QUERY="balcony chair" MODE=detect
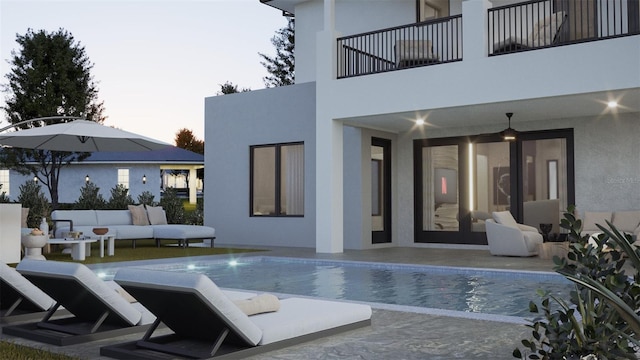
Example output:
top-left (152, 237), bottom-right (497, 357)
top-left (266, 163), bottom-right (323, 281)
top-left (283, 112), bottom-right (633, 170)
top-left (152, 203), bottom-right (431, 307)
top-left (485, 211), bottom-right (543, 257)
top-left (493, 11), bottom-right (567, 54)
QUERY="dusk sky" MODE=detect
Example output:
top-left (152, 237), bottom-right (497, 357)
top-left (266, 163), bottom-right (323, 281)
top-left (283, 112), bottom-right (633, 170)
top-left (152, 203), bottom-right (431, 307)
top-left (0, 0), bottom-right (287, 144)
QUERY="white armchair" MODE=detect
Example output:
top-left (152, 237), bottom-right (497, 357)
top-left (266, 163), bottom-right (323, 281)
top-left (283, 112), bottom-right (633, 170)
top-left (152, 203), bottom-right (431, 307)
top-left (485, 211), bottom-right (543, 257)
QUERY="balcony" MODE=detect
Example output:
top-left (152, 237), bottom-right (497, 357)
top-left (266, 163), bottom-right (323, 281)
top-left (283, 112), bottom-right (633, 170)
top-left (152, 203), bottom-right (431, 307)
top-left (336, 0), bottom-right (639, 79)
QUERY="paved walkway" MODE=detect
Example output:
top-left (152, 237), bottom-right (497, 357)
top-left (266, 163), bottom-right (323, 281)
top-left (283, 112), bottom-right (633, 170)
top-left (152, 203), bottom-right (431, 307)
top-left (1, 246), bottom-right (556, 359)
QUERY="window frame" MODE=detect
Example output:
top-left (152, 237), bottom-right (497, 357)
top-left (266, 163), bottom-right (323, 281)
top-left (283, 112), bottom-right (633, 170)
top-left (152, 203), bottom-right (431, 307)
top-left (117, 168), bottom-right (130, 189)
top-left (250, 141), bottom-right (304, 217)
top-left (0, 169), bottom-right (10, 196)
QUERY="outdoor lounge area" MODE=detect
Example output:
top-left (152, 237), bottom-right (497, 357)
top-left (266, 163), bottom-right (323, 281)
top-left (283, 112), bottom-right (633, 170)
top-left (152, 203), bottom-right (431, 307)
top-left (1, 246), bottom-right (566, 359)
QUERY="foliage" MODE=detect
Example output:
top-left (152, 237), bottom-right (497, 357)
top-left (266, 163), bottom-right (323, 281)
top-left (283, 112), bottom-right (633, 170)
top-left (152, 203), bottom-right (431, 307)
top-left (1, 28), bottom-right (105, 209)
top-left (216, 81), bottom-right (251, 95)
top-left (160, 187), bottom-right (184, 224)
top-left (0, 340), bottom-right (80, 360)
top-left (259, 18), bottom-right (295, 87)
top-left (514, 205), bottom-right (640, 359)
top-left (185, 197), bottom-right (204, 225)
top-left (16, 180), bottom-right (50, 228)
top-left (175, 128), bottom-right (204, 154)
top-left (0, 183), bottom-right (10, 203)
top-left (73, 181), bottom-right (106, 209)
top-left (137, 191), bottom-right (157, 206)
top-left (106, 184), bottom-right (133, 209)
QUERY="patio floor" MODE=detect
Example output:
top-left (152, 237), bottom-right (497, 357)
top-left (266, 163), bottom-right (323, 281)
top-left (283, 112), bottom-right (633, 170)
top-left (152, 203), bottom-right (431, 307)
top-left (0, 245), bottom-right (558, 359)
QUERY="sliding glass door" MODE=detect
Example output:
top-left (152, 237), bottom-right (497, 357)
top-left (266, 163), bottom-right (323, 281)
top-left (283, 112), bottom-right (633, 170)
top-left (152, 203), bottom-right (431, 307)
top-left (414, 129), bottom-right (574, 245)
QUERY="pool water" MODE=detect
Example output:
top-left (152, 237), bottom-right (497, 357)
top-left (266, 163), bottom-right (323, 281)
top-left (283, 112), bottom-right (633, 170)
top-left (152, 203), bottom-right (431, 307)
top-left (96, 256), bottom-right (572, 319)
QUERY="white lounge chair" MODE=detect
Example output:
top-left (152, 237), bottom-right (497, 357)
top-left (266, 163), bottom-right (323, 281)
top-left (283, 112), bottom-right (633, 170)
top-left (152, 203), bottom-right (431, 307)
top-left (493, 11), bottom-right (567, 54)
top-left (1, 261), bottom-right (56, 323)
top-left (2, 260), bottom-right (156, 346)
top-left (485, 211), bottom-right (543, 257)
top-left (101, 268), bottom-right (372, 359)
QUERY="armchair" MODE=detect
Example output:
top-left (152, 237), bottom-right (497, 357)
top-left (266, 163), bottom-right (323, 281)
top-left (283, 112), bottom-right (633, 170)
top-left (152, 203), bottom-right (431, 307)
top-left (485, 211), bottom-right (543, 257)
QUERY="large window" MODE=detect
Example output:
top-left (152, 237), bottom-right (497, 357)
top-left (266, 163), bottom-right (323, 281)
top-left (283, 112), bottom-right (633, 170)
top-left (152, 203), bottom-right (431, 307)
top-left (0, 169), bottom-right (9, 196)
top-left (250, 142), bottom-right (304, 217)
top-left (118, 168), bottom-right (129, 189)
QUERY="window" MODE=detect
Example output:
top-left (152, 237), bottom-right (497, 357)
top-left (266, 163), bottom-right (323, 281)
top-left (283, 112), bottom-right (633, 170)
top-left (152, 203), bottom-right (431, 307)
top-left (118, 169), bottom-right (129, 189)
top-left (250, 142), bottom-right (304, 216)
top-left (0, 169), bottom-right (9, 196)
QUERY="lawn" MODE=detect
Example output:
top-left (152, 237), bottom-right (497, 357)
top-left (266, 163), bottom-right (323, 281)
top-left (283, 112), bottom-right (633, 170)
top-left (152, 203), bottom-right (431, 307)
top-left (40, 239), bottom-right (264, 265)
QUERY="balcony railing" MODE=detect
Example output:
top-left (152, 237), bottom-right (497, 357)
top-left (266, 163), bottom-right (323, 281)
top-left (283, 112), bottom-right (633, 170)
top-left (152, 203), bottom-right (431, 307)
top-left (337, 15), bottom-right (462, 79)
top-left (489, 0), bottom-right (640, 55)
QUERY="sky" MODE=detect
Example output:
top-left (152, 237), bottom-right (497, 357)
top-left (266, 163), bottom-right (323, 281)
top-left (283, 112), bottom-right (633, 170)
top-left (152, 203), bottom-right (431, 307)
top-left (0, 0), bottom-right (287, 144)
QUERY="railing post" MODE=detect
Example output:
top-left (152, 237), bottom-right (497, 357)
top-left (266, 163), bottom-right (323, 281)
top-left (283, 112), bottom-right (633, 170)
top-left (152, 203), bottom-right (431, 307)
top-left (463, 0), bottom-right (491, 60)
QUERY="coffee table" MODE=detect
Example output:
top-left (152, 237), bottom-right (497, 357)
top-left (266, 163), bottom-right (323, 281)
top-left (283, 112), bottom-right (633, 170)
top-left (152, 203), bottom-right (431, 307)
top-left (47, 238), bottom-right (97, 261)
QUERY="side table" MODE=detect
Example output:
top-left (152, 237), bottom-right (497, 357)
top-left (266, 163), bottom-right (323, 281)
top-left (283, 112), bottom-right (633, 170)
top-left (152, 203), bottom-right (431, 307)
top-left (93, 235), bottom-right (115, 257)
top-left (538, 242), bottom-right (570, 260)
top-left (47, 238), bottom-right (97, 261)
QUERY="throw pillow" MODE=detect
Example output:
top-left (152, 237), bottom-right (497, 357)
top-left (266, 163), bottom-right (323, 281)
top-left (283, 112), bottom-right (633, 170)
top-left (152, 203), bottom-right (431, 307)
top-left (612, 211), bottom-right (640, 232)
top-left (21, 208), bottom-right (29, 228)
top-left (582, 211), bottom-right (612, 232)
top-left (493, 211), bottom-right (519, 229)
top-left (232, 294), bottom-right (280, 316)
top-left (146, 205), bottom-right (168, 225)
top-left (128, 204), bottom-right (150, 226)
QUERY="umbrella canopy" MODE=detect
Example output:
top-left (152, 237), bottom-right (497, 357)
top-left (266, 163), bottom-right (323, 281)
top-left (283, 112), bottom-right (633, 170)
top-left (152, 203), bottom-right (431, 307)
top-left (0, 120), bottom-right (170, 152)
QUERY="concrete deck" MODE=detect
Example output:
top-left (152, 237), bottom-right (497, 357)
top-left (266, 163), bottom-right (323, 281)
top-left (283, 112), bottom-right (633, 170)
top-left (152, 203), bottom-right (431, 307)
top-left (0, 246), bottom-right (559, 359)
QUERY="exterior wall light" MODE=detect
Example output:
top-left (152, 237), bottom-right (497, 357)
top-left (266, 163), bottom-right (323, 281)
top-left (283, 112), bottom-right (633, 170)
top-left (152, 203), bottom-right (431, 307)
top-left (33, 176), bottom-right (38, 183)
top-left (142, 174), bottom-right (147, 184)
top-left (85, 174), bottom-right (90, 183)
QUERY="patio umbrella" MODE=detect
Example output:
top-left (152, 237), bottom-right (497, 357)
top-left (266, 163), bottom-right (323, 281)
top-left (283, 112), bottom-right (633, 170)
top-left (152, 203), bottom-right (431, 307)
top-left (0, 119), bottom-right (170, 152)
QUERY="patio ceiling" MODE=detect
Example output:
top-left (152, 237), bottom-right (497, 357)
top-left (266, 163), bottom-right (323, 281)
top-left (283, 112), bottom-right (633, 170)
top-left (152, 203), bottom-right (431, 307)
top-left (340, 88), bottom-right (640, 134)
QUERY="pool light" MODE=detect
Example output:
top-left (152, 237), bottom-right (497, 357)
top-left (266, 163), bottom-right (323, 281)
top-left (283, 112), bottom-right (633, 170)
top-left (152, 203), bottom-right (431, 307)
top-left (229, 260), bottom-right (239, 267)
top-left (97, 272), bottom-right (107, 278)
top-left (187, 264), bottom-right (196, 270)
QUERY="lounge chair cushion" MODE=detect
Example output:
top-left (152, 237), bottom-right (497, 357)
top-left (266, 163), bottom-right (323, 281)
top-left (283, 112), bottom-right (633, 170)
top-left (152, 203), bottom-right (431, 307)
top-left (493, 211), bottom-right (519, 229)
top-left (16, 260), bottom-right (143, 326)
top-left (233, 294), bottom-right (280, 316)
top-left (1, 262), bottom-right (55, 312)
top-left (250, 297), bottom-right (373, 345)
top-left (113, 268), bottom-right (263, 345)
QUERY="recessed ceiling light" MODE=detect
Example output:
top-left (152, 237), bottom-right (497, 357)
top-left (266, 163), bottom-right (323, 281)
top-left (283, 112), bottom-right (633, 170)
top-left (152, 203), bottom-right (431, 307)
top-left (416, 118), bottom-right (425, 125)
top-left (607, 101), bottom-right (618, 108)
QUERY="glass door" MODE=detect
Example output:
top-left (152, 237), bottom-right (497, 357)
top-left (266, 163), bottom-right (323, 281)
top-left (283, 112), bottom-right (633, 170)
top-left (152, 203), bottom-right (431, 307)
top-left (372, 138), bottom-right (391, 244)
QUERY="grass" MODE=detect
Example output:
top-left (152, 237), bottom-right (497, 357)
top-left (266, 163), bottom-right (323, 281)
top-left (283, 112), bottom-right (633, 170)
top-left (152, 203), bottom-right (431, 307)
top-left (40, 239), bottom-right (264, 265)
top-left (0, 341), bottom-right (80, 360)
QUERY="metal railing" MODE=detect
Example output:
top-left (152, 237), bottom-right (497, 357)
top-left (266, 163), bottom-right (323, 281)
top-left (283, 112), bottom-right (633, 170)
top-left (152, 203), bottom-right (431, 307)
top-left (489, 0), bottom-right (639, 56)
top-left (337, 15), bottom-right (462, 79)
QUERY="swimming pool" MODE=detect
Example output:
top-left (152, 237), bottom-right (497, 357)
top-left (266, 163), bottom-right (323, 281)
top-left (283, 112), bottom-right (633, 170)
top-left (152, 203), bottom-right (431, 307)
top-left (94, 256), bottom-right (572, 323)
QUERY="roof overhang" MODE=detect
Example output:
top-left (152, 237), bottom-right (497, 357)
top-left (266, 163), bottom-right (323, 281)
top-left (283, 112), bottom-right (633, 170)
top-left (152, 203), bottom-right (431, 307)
top-left (260, 0), bottom-right (305, 15)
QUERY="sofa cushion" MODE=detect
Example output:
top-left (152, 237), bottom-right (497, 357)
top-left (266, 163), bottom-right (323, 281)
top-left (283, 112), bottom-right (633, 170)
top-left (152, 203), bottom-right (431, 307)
top-left (110, 225), bottom-right (154, 240)
top-left (493, 211), bottom-right (519, 229)
top-left (51, 210), bottom-right (98, 226)
top-left (612, 211), bottom-right (640, 232)
top-left (128, 205), bottom-right (150, 226)
top-left (96, 210), bottom-right (133, 226)
top-left (152, 225), bottom-right (215, 240)
top-left (146, 206), bottom-right (167, 225)
top-left (582, 211), bottom-right (612, 232)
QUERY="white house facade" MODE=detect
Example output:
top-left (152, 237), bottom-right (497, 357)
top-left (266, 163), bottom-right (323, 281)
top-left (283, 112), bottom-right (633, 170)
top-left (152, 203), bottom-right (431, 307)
top-left (204, 0), bottom-right (640, 253)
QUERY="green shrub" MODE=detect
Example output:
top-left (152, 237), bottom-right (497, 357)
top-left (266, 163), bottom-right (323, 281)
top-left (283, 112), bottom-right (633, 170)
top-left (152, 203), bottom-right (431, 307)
top-left (16, 180), bottom-right (50, 228)
top-left (74, 181), bottom-right (106, 210)
top-left (137, 191), bottom-right (156, 206)
top-left (514, 205), bottom-right (640, 359)
top-left (106, 184), bottom-right (133, 210)
top-left (160, 187), bottom-right (184, 224)
top-left (185, 198), bottom-right (203, 225)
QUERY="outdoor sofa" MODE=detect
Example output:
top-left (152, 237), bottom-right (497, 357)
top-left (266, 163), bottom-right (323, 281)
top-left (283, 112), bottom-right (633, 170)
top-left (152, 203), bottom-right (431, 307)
top-left (579, 210), bottom-right (640, 241)
top-left (101, 268), bottom-right (373, 359)
top-left (51, 205), bottom-right (215, 248)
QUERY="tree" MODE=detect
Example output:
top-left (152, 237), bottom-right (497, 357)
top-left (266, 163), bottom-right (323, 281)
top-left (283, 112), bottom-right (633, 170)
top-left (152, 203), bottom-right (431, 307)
top-left (175, 128), bottom-right (204, 154)
top-left (216, 81), bottom-right (250, 95)
top-left (1, 28), bottom-right (105, 209)
top-left (259, 18), bottom-right (295, 87)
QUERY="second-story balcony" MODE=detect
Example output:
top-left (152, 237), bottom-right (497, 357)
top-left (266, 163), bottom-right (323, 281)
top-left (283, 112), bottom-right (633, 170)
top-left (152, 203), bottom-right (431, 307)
top-left (337, 0), bottom-right (639, 79)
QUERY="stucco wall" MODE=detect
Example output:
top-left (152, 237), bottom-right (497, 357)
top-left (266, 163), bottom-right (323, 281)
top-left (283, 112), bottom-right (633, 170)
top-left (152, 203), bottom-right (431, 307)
top-left (204, 82), bottom-right (316, 248)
